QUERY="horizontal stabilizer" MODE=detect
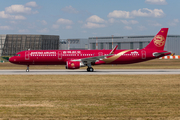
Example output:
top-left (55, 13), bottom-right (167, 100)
top-left (153, 51), bottom-right (171, 57)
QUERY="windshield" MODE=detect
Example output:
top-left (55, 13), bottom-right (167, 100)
top-left (15, 54), bottom-right (21, 56)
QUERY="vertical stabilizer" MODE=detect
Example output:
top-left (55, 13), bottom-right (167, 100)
top-left (144, 28), bottom-right (168, 50)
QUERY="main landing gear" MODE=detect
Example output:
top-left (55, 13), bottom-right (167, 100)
top-left (26, 65), bottom-right (29, 72)
top-left (87, 67), bottom-right (94, 72)
top-left (87, 63), bottom-right (94, 72)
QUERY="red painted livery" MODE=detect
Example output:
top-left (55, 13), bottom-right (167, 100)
top-left (9, 28), bottom-right (171, 72)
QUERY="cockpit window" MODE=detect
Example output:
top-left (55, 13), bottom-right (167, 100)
top-left (15, 54), bottom-right (21, 56)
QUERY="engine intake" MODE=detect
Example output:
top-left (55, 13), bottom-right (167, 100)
top-left (66, 61), bottom-right (84, 69)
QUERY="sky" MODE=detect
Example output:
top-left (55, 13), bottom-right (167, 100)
top-left (0, 0), bottom-right (179, 39)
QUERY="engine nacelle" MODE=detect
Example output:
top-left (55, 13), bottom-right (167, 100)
top-left (66, 61), bottom-right (84, 69)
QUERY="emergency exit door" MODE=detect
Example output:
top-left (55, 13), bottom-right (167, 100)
top-left (58, 51), bottom-right (62, 60)
top-left (141, 50), bottom-right (146, 59)
top-left (25, 51), bottom-right (30, 60)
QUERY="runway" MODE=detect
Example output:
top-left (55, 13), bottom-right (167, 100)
top-left (0, 69), bottom-right (180, 75)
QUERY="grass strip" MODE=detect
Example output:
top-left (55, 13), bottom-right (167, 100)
top-left (0, 75), bottom-right (179, 119)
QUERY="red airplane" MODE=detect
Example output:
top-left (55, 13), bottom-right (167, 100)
top-left (9, 28), bottom-right (171, 72)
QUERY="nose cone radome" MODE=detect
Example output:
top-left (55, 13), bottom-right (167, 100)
top-left (9, 57), bottom-right (16, 63)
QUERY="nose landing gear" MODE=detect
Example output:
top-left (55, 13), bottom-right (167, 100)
top-left (26, 65), bottom-right (29, 72)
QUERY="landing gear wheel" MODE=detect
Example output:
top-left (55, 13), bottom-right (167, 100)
top-left (89, 67), bottom-right (94, 72)
top-left (87, 67), bottom-right (94, 72)
top-left (26, 65), bottom-right (29, 72)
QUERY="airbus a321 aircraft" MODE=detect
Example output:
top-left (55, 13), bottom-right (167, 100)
top-left (9, 28), bottom-right (171, 72)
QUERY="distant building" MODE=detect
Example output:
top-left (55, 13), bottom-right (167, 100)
top-left (0, 34), bottom-right (59, 56)
top-left (1, 34), bottom-right (180, 57)
top-left (60, 35), bottom-right (180, 55)
top-left (59, 39), bottom-right (89, 50)
top-left (0, 35), bottom-right (6, 57)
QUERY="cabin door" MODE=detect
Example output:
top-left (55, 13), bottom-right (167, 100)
top-left (58, 51), bottom-right (62, 60)
top-left (98, 52), bottom-right (103, 56)
top-left (141, 50), bottom-right (146, 59)
top-left (25, 51), bottom-right (30, 60)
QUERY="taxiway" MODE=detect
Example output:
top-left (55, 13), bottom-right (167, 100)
top-left (0, 69), bottom-right (180, 75)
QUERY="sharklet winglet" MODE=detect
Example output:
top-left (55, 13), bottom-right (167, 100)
top-left (109, 45), bottom-right (118, 55)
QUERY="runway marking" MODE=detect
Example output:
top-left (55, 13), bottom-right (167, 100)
top-left (0, 69), bottom-right (180, 75)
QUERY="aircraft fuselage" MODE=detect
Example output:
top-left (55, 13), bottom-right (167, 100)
top-left (9, 49), bottom-right (170, 65)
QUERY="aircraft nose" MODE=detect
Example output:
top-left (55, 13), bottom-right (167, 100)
top-left (9, 57), bottom-right (15, 63)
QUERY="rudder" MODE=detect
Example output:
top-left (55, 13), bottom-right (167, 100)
top-left (144, 28), bottom-right (168, 50)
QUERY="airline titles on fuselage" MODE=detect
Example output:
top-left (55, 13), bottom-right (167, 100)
top-left (63, 51), bottom-right (81, 54)
top-left (62, 51), bottom-right (84, 56)
top-left (30, 52), bottom-right (56, 56)
top-left (130, 51), bottom-right (139, 57)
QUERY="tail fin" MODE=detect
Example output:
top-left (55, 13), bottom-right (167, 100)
top-left (144, 28), bottom-right (168, 50)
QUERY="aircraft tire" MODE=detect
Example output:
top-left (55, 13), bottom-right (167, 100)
top-left (89, 67), bottom-right (94, 72)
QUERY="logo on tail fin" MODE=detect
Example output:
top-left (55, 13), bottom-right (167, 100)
top-left (153, 35), bottom-right (165, 47)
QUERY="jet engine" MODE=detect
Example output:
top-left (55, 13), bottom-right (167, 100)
top-left (66, 61), bottom-right (85, 69)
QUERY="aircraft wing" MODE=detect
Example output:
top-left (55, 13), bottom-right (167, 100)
top-left (80, 55), bottom-right (108, 63)
top-left (73, 45), bottom-right (118, 64)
